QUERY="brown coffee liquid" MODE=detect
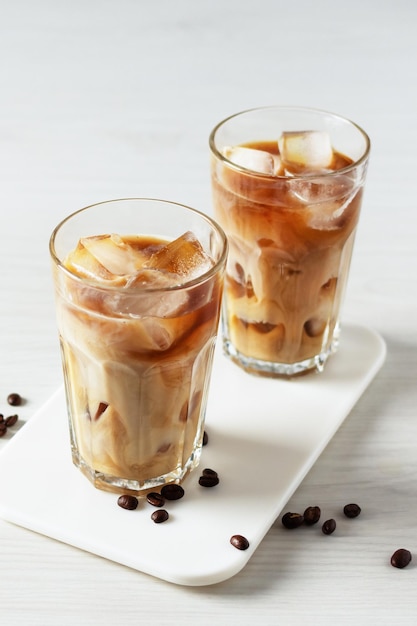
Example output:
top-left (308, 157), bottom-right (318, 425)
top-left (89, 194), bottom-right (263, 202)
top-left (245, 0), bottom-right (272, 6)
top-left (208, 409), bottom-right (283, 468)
top-left (55, 233), bottom-right (222, 490)
top-left (212, 140), bottom-right (362, 369)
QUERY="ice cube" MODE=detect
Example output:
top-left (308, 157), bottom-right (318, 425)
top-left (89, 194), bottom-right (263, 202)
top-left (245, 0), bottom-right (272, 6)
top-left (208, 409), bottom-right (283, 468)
top-left (139, 317), bottom-right (177, 350)
top-left (223, 146), bottom-right (282, 175)
top-left (289, 174), bottom-right (357, 230)
top-left (305, 195), bottom-right (357, 230)
top-left (80, 234), bottom-right (147, 276)
top-left (106, 287), bottom-right (189, 319)
top-left (144, 231), bottom-right (214, 282)
top-left (287, 171), bottom-right (357, 229)
top-left (125, 268), bottom-right (175, 289)
top-left (108, 269), bottom-right (189, 317)
top-left (278, 131), bottom-right (333, 171)
top-left (64, 240), bottom-right (117, 282)
top-left (289, 173), bottom-right (354, 204)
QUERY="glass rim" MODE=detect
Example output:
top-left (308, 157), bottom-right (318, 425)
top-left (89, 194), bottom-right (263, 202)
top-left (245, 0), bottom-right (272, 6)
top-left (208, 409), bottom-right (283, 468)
top-left (209, 105), bottom-right (371, 180)
top-left (49, 197), bottom-right (228, 293)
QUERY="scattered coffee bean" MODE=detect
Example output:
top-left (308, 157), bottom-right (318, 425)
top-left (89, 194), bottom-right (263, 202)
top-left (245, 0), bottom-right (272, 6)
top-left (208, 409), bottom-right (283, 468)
top-left (199, 469), bottom-right (219, 487)
top-left (199, 475), bottom-right (219, 487)
top-left (7, 393), bottom-right (22, 406)
top-left (303, 506), bottom-right (321, 525)
top-left (0, 413), bottom-right (19, 436)
top-left (202, 431), bottom-right (209, 446)
top-left (146, 492), bottom-right (165, 507)
top-left (322, 518), bottom-right (336, 535)
top-left (151, 509), bottom-right (169, 523)
top-left (5, 414), bottom-right (18, 428)
top-left (282, 512), bottom-right (304, 529)
top-left (230, 535), bottom-right (250, 550)
top-left (343, 503), bottom-right (361, 518)
top-left (160, 484), bottom-right (185, 500)
top-left (391, 548), bottom-right (412, 569)
top-left (117, 494), bottom-right (139, 510)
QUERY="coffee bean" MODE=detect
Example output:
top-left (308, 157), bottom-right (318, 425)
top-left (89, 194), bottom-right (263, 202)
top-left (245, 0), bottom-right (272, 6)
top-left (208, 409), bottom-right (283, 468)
top-left (160, 484), bottom-right (184, 500)
top-left (7, 393), bottom-right (22, 406)
top-left (117, 494), bottom-right (139, 510)
top-left (199, 469), bottom-right (219, 488)
top-left (0, 414), bottom-right (4, 423)
top-left (199, 475), bottom-right (219, 487)
top-left (322, 518), bottom-right (336, 535)
top-left (5, 414), bottom-right (18, 428)
top-left (230, 535), bottom-right (250, 550)
top-left (343, 503), bottom-right (361, 518)
top-left (202, 431), bottom-right (209, 446)
top-left (0, 422), bottom-right (7, 437)
top-left (282, 512), bottom-right (304, 529)
top-left (303, 506), bottom-right (321, 525)
top-left (146, 492), bottom-right (165, 507)
top-left (151, 509), bottom-right (169, 523)
top-left (391, 548), bottom-right (412, 569)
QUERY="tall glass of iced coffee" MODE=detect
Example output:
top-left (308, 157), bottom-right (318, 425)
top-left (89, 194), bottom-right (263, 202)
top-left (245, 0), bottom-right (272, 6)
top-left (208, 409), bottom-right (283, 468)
top-left (209, 106), bottom-right (370, 377)
top-left (50, 198), bottom-right (227, 493)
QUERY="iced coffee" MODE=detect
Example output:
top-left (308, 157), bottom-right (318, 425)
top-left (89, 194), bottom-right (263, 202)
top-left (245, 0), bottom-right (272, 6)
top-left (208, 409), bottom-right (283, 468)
top-left (210, 107), bottom-right (370, 376)
top-left (50, 199), bottom-right (227, 493)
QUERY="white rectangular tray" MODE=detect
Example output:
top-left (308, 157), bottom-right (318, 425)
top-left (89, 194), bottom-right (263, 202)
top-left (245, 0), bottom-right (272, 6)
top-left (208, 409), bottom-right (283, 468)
top-left (0, 323), bottom-right (386, 586)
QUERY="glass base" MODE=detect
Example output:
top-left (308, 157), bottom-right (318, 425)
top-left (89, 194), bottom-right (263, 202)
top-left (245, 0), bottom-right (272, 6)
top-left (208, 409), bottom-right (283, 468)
top-left (71, 445), bottom-right (203, 495)
top-left (223, 334), bottom-right (340, 379)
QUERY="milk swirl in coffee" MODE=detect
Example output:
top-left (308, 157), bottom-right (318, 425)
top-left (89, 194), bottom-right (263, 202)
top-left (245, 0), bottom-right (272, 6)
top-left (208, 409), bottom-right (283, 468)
top-left (54, 230), bottom-right (223, 492)
top-left (211, 128), bottom-right (366, 375)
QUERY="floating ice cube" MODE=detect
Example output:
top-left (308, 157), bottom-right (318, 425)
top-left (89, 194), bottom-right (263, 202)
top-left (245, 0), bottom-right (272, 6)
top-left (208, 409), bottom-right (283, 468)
top-left (223, 146), bottom-right (282, 175)
top-left (289, 173), bottom-right (354, 205)
top-left (144, 231), bottom-right (214, 282)
top-left (288, 172), bottom-right (357, 229)
top-left (64, 240), bottom-right (116, 282)
top-left (278, 131), bottom-right (333, 172)
top-left (107, 269), bottom-right (189, 317)
top-left (125, 268), bottom-right (175, 289)
top-left (80, 234), bottom-right (147, 276)
top-left (305, 196), bottom-right (356, 230)
top-left (106, 289), bottom-right (189, 319)
top-left (139, 317), bottom-right (177, 350)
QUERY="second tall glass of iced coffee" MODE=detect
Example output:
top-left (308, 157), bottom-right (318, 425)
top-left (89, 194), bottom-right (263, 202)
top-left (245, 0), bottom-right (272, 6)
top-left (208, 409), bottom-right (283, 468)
top-left (50, 199), bottom-right (227, 494)
top-left (210, 106), bottom-right (370, 377)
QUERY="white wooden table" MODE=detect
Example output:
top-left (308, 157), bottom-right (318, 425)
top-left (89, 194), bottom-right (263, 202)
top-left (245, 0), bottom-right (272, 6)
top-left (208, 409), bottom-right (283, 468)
top-left (1, 0), bottom-right (416, 623)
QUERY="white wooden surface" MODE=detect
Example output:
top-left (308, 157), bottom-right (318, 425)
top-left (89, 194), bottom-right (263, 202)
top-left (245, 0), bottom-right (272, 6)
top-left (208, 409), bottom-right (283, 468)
top-left (0, 0), bottom-right (416, 623)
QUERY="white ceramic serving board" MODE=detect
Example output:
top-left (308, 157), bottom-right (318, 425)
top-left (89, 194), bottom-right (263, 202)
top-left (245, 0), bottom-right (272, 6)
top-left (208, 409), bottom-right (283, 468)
top-left (0, 324), bottom-right (386, 586)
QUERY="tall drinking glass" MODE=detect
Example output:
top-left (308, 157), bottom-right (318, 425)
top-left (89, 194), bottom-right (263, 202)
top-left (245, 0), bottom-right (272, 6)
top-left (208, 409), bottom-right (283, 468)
top-left (50, 198), bottom-right (227, 493)
top-left (210, 106), bottom-right (370, 377)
